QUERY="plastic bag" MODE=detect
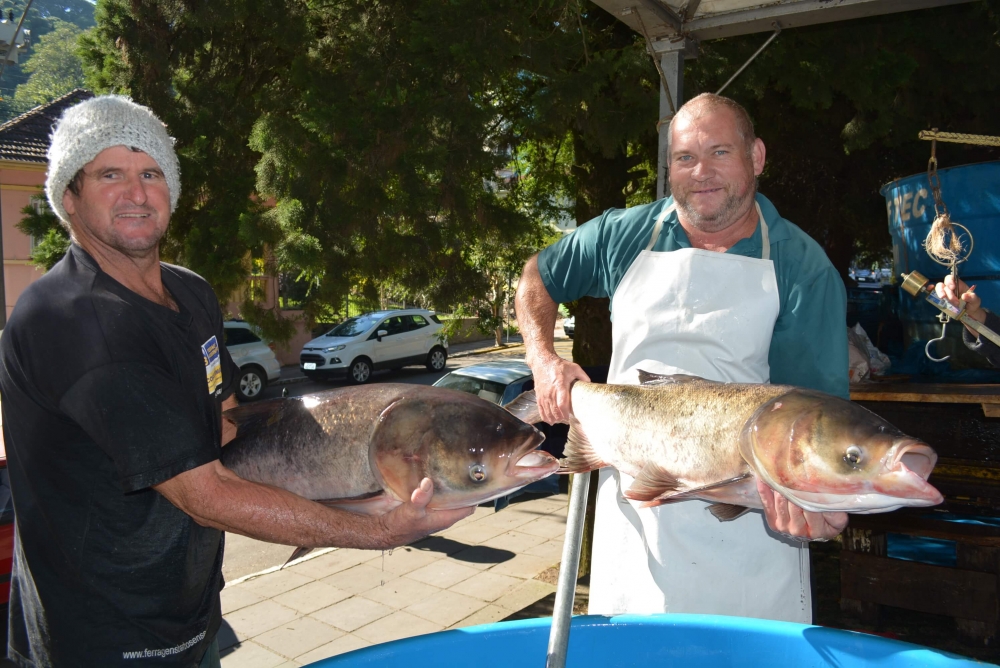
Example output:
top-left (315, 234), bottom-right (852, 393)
top-left (847, 323), bottom-right (891, 382)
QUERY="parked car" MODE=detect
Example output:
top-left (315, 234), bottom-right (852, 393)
top-left (563, 316), bottom-right (575, 339)
top-left (299, 309), bottom-right (448, 384)
top-left (432, 359), bottom-right (534, 406)
top-left (223, 321), bottom-right (282, 401)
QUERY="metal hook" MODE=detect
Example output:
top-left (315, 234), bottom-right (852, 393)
top-left (925, 313), bottom-right (951, 362)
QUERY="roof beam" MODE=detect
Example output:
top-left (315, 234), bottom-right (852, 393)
top-left (635, 0), bottom-right (683, 33)
top-left (593, 0), bottom-right (976, 41)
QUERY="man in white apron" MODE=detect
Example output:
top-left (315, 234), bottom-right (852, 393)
top-left (515, 93), bottom-right (849, 622)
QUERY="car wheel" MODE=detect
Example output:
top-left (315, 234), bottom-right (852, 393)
top-left (426, 346), bottom-right (447, 371)
top-left (348, 358), bottom-right (373, 384)
top-left (236, 366), bottom-right (267, 401)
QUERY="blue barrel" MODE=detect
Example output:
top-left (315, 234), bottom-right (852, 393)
top-left (882, 161), bottom-right (1000, 367)
top-left (304, 614), bottom-right (990, 667)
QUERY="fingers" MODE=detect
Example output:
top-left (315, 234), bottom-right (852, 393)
top-left (409, 477), bottom-right (434, 507)
top-left (756, 479), bottom-right (846, 541)
top-left (536, 360), bottom-right (589, 425)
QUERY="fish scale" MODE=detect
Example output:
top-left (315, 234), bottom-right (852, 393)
top-left (572, 380), bottom-right (786, 488)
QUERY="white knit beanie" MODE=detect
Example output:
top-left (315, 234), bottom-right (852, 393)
top-left (46, 95), bottom-right (181, 225)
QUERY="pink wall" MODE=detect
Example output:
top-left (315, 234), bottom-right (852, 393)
top-left (0, 164), bottom-right (47, 321)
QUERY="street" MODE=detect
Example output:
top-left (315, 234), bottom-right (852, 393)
top-left (221, 338), bottom-right (574, 582)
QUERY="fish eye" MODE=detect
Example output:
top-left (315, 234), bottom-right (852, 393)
top-left (845, 445), bottom-right (863, 466)
top-left (469, 464), bottom-right (487, 483)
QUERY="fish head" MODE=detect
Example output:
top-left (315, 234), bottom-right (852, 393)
top-left (740, 389), bottom-right (943, 513)
top-left (369, 389), bottom-right (558, 509)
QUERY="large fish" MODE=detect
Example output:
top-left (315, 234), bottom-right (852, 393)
top-left (221, 384), bottom-right (559, 515)
top-left (506, 371), bottom-right (943, 519)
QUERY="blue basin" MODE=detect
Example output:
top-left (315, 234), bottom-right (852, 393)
top-left (304, 614), bottom-right (991, 667)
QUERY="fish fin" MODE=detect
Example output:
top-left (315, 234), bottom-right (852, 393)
top-left (708, 503), bottom-right (751, 521)
top-left (282, 547), bottom-right (313, 568)
top-left (633, 472), bottom-right (754, 506)
top-left (559, 418), bottom-right (606, 473)
top-left (505, 390), bottom-right (542, 424)
top-left (623, 462), bottom-right (682, 502)
top-left (636, 370), bottom-right (709, 386)
top-left (223, 398), bottom-right (297, 431)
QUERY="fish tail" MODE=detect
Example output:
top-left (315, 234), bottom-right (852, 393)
top-left (505, 390), bottom-right (542, 424)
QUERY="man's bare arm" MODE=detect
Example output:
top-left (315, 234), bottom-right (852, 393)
top-left (154, 460), bottom-right (473, 551)
top-left (515, 254), bottom-right (589, 423)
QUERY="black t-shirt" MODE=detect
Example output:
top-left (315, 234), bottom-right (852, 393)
top-left (0, 245), bottom-right (238, 667)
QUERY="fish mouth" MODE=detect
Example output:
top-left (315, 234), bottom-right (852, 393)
top-left (508, 435), bottom-right (559, 479)
top-left (892, 440), bottom-right (937, 480)
top-left (873, 439), bottom-right (943, 505)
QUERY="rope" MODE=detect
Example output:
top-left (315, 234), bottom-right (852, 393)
top-left (921, 128), bottom-right (974, 272)
top-left (918, 130), bottom-right (1000, 147)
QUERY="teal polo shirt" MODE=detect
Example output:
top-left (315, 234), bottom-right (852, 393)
top-left (538, 193), bottom-right (849, 399)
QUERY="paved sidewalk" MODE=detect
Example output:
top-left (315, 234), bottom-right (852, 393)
top-left (219, 492), bottom-right (568, 667)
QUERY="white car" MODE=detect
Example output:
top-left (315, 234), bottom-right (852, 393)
top-left (299, 309), bottom-right (448, 384)
top-left (223, 321), bottom-right (282, 401)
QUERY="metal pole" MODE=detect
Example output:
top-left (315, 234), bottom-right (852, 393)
top-left (545, 471), bottom-right (591, 668)
top-left (715, 23), bottom-right (781, 95)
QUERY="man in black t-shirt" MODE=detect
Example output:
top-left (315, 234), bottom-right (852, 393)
top-left (0, 96), bottom-right (472, 668)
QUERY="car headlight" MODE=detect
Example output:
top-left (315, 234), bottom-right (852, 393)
top-left (324, 344), bottom-right (347, 353)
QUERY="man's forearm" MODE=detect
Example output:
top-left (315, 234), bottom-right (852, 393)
top-left (155, 460), bottom-right (395, 550)
top-left (515, 254), bottom-right (560, 365)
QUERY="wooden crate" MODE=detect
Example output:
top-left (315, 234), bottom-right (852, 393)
top-left (841, 511), bottom-right (1000, 644)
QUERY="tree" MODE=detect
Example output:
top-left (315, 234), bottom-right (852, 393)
top-left (0, 1), bottom-right (95, 119)
top-left (503, 4), bottom-right (660, 366)
top-left (11, 19), bottom-right (84, 113)
top-left (80, 0), bottom-right (310, 342)
top-left (248, 0), bottom-right (540, 326)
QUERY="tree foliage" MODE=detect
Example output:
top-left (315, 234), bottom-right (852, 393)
top-left (0, 1), bottom-right (94, 118)
top-left (249, 1), bottom-right (544, 326)
top-left (10, 19), bottom-right (84, 112)
top-left (80, 0), bottom-right (308, 341)
top-left (67, 0), bottom-right (1000, 350)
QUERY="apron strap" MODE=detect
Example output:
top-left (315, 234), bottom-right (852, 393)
top-left (645, 202), bottom-right (677, 251)
top-left (756, 201), bottom-right (770, 261)
top-left (647, 200), bottom-right (771, 261)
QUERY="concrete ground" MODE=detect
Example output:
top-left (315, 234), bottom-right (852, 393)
top-left (219, 493), bottom-right (568, 667)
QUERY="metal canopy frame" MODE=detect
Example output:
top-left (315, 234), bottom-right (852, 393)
top-left (599, 0), bottom-right (975, 42)
top-left (592, 0), bottom-right (978, 198)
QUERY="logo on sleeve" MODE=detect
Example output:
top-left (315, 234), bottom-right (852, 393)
top-left (201, 336), bottom-right (223, 395)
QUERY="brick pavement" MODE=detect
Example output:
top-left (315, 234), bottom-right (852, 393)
top-left (219, 493), bottom-right (568, 667)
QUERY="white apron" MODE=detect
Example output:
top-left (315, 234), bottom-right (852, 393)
top-left (587, 201), bottom-right (812, 623)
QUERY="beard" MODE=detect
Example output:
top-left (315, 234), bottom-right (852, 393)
top-left (673, 173), bottom-right (757, 234)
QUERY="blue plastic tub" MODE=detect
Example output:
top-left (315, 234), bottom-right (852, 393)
top-left (304, 614), bottom-right (991, 667)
